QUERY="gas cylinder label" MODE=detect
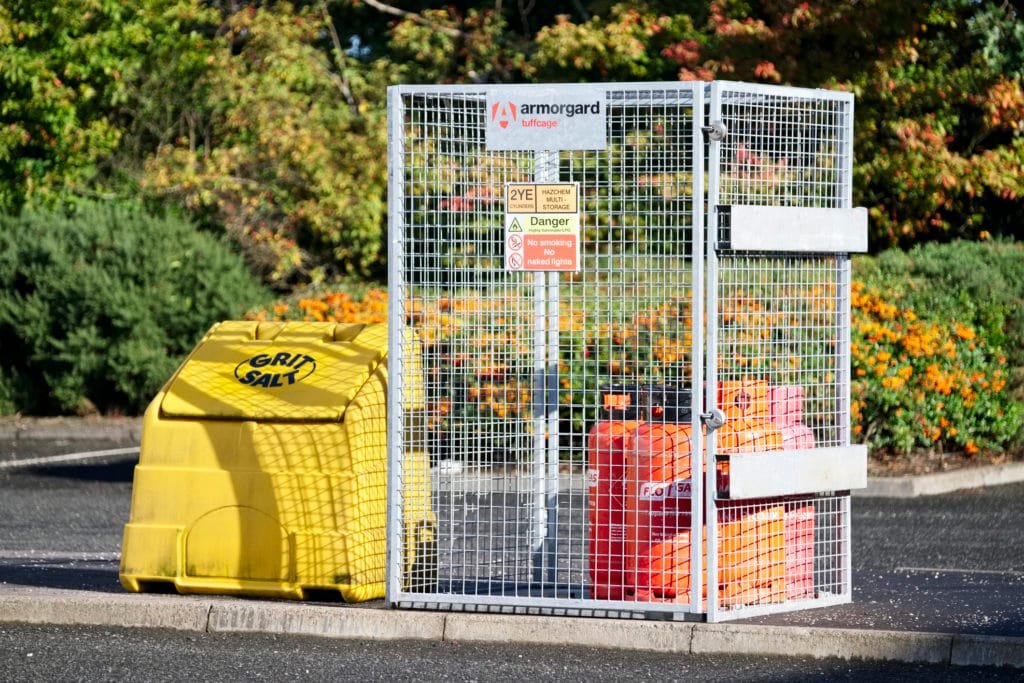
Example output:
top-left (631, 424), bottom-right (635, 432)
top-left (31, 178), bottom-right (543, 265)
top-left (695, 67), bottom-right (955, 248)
top-left (638, 479), bottom-right (693, 501)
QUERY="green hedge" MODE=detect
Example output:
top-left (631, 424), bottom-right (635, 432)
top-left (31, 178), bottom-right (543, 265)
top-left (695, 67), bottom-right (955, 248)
top-left (0, 200), bottom-right (272, 415)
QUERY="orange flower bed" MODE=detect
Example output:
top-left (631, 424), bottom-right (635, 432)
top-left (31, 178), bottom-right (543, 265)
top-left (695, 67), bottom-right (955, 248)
top-left (850, 282), bottom-right (1020, 454)
top-left (251, 281), bottom-right (1021, 456)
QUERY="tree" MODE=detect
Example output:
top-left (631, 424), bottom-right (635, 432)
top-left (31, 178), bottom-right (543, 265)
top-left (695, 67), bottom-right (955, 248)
top-left (144, 2), bottom-right (395, 285)
top-left (522, 0), bottom-right (1024, 247)
top-left (851, 0), bottom-right (1024, 246)
top-left (5, 0), bottom-right (1020, 289)
top-left (0, 0), bottom-right (216, 210)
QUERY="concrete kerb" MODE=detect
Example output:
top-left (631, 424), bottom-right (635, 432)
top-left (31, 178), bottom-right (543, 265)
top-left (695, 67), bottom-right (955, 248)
top-left (207, 601), bottom-right (446, 641)
top-left (951, 634), bottom-right (1024, 668)
top-left (0, 592), bottom-right (211, 632)
top-left (2, 590), bottom-right (1023, 668)
top-left (690, 623), bottom-right (953, 664)
top-left (442, 613), bottom-right (695, 653)
top-left (0, 417), bottom-right (143, 443)
top-left (853, 461), bottom-right (1024, 498)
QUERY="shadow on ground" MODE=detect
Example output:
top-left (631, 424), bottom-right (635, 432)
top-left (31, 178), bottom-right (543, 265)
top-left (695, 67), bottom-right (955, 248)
top-left (0, 559), bottom-right (122, 593)
top-left (25, 460), bottom-right (136, 483)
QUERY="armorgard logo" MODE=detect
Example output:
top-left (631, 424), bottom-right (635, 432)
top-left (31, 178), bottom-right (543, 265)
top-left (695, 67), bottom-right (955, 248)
top-left (485, 87), bottom-right (607, 151)
top-left (490, 101), bottom-right (517, 129)
top-left (492, 100), bottom-right (601, 130)
top-left (234, 351), bottom-right (317, 388)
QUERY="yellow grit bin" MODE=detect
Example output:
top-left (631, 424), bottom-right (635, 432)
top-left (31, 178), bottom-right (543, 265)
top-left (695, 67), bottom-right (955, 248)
top-left (119, 320), bottom-right (431, 602)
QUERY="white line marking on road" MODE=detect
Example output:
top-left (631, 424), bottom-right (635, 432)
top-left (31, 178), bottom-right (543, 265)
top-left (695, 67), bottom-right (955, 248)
top-left (0, 447), bottom-right (139, 470)
top-left (895, 566), bottom-right (1024, 577)
top-left (0, 551), bottom-right (120, 561)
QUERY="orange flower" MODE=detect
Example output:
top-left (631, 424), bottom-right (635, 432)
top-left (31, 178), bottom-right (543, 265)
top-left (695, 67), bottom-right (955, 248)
top-left (954, 323), bottom-right (976, 340)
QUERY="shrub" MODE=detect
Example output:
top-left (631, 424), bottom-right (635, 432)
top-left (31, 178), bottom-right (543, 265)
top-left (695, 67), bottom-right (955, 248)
top-left (854, 240), bottom-right (1024, 372)
top-left (850, 282), bottom-right (1022, 454)
top-left (851, 240), bottom-right (1024, 455)
top-left (0, 200), bottom-right (272, 415)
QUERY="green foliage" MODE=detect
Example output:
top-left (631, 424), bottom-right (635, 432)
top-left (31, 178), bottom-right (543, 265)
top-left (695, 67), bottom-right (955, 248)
top-left (144, 2), bottom-right (395, 284)
top-left (0, 200), bottom-right (271, 415)
top-left (851, 0), bottom-right (1024, 246)
top-left (387, 6), bottom-right (526, 83)
top-left (0, 367), bottom-right (28, 416)
top-left (531, 6), bottom-right (694, 82)
top-left (0, 0), bottom-right (216, 211)
top-left (855, 240), bottom-right (1024, 370)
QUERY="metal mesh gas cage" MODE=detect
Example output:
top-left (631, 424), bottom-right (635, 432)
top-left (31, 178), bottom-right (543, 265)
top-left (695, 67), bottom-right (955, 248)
top-left (386, 81), bottom-right (867, 622)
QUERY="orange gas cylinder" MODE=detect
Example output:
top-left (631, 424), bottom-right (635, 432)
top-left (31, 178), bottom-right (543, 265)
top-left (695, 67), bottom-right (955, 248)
top-left (587, 387), bottom-right (642, 600)
top-left (626, 422), bottom-right (695, 599)
top-left (717, 417), bottom-right (782, 453)
top-left (715, 502), bottom-right (787, 605)
top-left (718, 379), bottom-right (769, 421)
top-left (714, 417), bottom-right (787, 605)
top-left (587, 418), bottom-right (641, 600)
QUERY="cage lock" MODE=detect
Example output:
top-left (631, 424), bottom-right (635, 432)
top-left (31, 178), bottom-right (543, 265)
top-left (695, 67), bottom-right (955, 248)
top-left (701, 408), bottom-right (728, 431)
top-left (701, 121), bottom-right (728, 141)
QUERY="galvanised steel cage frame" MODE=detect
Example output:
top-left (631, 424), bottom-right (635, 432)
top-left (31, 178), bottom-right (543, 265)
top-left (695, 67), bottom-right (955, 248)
top-left (386, 81), bottom-right (866, 622)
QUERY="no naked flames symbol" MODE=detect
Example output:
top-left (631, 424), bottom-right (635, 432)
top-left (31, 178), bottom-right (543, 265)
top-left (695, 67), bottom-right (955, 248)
top-left (490, 101), bottom-right (517, 129)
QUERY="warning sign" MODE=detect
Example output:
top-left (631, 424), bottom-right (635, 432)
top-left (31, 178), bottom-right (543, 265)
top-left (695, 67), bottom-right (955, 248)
top-left (504, 183), bottom-right (580, 273)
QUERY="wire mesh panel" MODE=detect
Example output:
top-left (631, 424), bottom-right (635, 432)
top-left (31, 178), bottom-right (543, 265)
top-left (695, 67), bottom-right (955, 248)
top-left (705, 82), bottom-right (857, 620)
top-left (388, 81), bottom-right (863, 622)
top-left (388, 83), bottom-right (705, 617)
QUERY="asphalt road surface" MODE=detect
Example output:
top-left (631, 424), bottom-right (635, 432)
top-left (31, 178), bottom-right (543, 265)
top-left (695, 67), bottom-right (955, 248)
top-left (1, 437), bottom-right (1023, 679)
top-left (1, 623), bottom-right (1021, 682)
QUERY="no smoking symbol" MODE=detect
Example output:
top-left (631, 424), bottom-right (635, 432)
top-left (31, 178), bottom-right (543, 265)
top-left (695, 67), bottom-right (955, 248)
top-left (508, 234), bottom-right (523, 250)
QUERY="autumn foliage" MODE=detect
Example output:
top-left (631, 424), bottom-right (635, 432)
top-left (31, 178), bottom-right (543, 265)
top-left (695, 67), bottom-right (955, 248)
top-left (3, 1), bottom-right (1022, 283)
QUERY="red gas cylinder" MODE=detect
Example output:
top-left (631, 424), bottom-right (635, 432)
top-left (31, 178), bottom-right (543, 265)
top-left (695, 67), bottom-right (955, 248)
top-left (587, 388), bottom-right (642, 600)
top-left (626, 422), bottom-right (695, 600)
